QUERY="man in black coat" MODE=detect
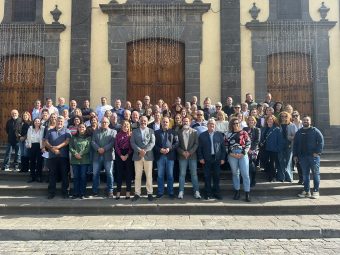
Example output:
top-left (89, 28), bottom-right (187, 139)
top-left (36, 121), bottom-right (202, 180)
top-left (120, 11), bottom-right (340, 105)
top-left (2, 109), bottom-right (22, 171)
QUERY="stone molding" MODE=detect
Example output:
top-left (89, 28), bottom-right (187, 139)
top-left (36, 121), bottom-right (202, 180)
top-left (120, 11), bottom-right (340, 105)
top-left (100, 1), bottom-right (210, 103)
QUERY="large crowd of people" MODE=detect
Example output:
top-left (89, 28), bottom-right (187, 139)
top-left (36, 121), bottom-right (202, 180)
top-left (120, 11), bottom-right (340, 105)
top-left (2, 92), bottom-right (324, 201)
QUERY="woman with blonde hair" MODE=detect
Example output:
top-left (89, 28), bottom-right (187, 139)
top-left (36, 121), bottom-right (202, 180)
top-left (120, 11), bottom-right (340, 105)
top-left (16, 111), bottom-right (32, 173)
top-left (243, 116), bottom-right (261, 187)
top-left (278, 111), bottom-right (294, 182)
top-left (215, 110), bottom-right (229, 133)
top-left (114, 120), bottom-right (134, 199)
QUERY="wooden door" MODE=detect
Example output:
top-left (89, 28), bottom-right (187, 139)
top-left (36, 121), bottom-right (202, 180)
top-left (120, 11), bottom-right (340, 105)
top-left (0, 55), bottom-right (44, 143)
top-left (127, 39), bottom-right (184, 106)
top-left (267, 53), bottom-right (313, 117)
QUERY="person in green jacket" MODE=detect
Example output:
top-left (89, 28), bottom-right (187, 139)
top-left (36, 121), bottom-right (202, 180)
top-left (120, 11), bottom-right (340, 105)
top-left (69, 123), bottom-right (91, 199)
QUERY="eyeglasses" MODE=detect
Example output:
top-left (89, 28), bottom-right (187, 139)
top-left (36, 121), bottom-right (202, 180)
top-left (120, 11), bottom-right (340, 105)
top-left (292, 115), bottom-right (298, 117)
top-left (216, 106), bottom-right (221, 108)
top-left (281, 115), bottom-right (288, 118)
top-left (197, 114), bottom-right (203, 116)
top-left (234, 107), bottom-right (240, 108)
top-left (233, 122), bottom-right (239, 125)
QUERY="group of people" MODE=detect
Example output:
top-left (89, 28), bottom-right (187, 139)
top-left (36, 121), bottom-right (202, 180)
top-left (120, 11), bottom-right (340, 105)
top-left (2, 92), bottom-right (324, 201)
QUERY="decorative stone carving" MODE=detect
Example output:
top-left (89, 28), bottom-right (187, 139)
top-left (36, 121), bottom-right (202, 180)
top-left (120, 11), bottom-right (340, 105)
top-left (319, 2), bottom-right (330, 21)
top-left (249, 3), bottom-right (260, 22)
top-left (50, 5), bottom-right (62, 24)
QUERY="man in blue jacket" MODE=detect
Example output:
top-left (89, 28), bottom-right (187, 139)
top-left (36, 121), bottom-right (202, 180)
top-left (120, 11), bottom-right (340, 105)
top-left (154, 117), bottom-right (179, 199)
top-left (198, 118), bottom-right (226, 200)
top-left (293, 115), bottom-right (324, 199)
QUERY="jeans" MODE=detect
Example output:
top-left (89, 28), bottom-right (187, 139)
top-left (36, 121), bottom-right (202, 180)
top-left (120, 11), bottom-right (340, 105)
top-left (72, 164), bottom-right (88, 196)
top-left (157, 155), bottom-right (174, 196)
top-left (203, 157), bottom-right (221, 196)
top-left (299, 155), bottom-right (320, 192)
top-left (92, 156), bottom-right (114, 194)
top-left (228, 154), bottom-right (250, 192)
top-left (19, 141), bottom-right (28, 157)
top-left (178, 159), bottom-right (199, 193)
top-left (278, 147), bottom-right (293, 182)
top-left (3, 143), bottom-right (21, 168)
top-left (48, 157), bottom-right (69, 196)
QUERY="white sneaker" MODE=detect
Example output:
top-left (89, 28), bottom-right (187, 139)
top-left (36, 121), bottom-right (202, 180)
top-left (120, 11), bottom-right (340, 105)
top-left (4, 168), bottom-right (10, 171)
top-left (297, 190), bottom-right (311, 198)
top-left (194, 191), bottom-right (201, 199)
top-left (178, 191), bottom-right (184, 199)
top-left (311, 191), bottom-right (320, 199)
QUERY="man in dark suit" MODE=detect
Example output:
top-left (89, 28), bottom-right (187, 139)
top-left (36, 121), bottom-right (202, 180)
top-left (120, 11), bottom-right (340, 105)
top-left (198, 118), bottom-right (226, 200)
top-left (154, 117), bottom-right (179, 199)
top-left (177, 117), bottom-right (201, 199)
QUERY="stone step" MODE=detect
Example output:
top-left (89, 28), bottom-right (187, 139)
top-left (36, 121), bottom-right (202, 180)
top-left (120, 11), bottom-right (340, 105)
top-left (1, 167), bottom-right (339, 181)
top-left (0, 195), bottom-right (339, 215)
top-left (0, 179), bottom-right (339, 197)
top-left (0, 214), bottom-right (339, 240)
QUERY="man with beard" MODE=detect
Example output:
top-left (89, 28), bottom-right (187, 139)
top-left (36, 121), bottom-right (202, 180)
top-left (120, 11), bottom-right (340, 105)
top-left (293, 116), bottom-right (324, 199)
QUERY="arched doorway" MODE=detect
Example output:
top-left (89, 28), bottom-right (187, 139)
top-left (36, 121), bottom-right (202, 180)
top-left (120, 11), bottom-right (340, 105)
top-left (127, 39), bottom-right (185, 106)
top-left (267, 53), bottom-right (313, 117)
top-left (0, 55), bottom-right (44, 143)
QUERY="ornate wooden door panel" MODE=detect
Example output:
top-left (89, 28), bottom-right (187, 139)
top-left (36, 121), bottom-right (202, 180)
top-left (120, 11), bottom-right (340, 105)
top-left (0, 55), bottom-right (44, 143)
top-left (267, 53), bottom-right (313, 117)
top-left (127, 39), bottom-right (184, 106)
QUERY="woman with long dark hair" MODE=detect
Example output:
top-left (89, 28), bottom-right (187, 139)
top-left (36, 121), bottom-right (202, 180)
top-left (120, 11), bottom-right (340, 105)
top-left (26, 118), bottom-right (44, 182)
top-left (69, 123), bottom-right (91, 199)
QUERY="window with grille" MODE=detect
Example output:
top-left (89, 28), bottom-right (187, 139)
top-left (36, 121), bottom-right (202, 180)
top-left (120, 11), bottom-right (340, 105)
top-left (12, 0), bottom-right (37, 22)
top-left (277, 0), bottom-right (302, 20)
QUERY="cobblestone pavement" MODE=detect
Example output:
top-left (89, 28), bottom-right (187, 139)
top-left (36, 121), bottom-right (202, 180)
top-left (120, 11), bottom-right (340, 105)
top-left (0, 239), bottom-right (339, 255)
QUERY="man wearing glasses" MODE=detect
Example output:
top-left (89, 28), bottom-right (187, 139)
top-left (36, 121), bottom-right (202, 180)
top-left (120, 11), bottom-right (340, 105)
top-left (191, 110), bottom-right (208, 136)
top-left (91, 117), bottom-right (116, 198)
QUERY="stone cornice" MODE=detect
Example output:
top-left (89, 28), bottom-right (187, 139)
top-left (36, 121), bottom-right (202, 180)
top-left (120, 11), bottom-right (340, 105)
top-left (0, 23), bottom-right (66, 33)
top-left (100, 2), bottom-right (211, 15)
top-left (246, 20), bottom-right (337, 31)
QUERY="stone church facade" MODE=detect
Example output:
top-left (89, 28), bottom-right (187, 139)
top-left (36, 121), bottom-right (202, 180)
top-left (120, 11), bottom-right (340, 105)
top-left (0, 0), bottom-right (339, 149)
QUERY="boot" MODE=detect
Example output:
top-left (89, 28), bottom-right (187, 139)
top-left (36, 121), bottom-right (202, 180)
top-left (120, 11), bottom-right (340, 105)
top-left (233, 190), bottom-right (240, 200)
top-left (245, 192), bottom-right (251, 202)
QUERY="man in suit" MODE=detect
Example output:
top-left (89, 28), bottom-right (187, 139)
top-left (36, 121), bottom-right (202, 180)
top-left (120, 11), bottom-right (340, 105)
top-left (130, 116), bottom-right (155, 201)
top-left (177, 117), bottom-right (201, 199)
top-left (91, 117), bottom-right (116, 198)
top-left (154, 117), bottom-right (179, 199)
top-left (198, 118), bottom-right (226, 200)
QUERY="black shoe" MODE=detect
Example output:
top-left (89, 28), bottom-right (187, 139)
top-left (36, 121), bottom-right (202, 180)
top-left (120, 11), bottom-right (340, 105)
top-left (214, 194), bottom-right (223, 200)
top-left (147, 194), bottom-right (153, 201)
top-left (47, 194), bottom-right (55, 199)
top-left (63, 194), bottom-right (69, 199)
top-left (115, 196), bottom-right (120, 200)
top-left (132, 195), bottom-right (140, 202)
top-left (72, 195), bottom-right (78, 199)
top-left (27, 179), bottom-right (35, 183)
top-left (169, 194), bottom-right (175, 200)
top-left (233, 190), bottom-right (240, 200)
top-left (245, 192), bottom-right (251, 202)
top-left (204, 195), bottom-right (211, 200)
top-left (156, 194), bottom-right (163, 199)
top-left (298, 181), bottom-right (304, 185)
top-left (79, 196), bottom-right (85, 199)
top-left (92, 192), bottom-right (99, 197)
top-left (125, 196), bottom-right (130, 200)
